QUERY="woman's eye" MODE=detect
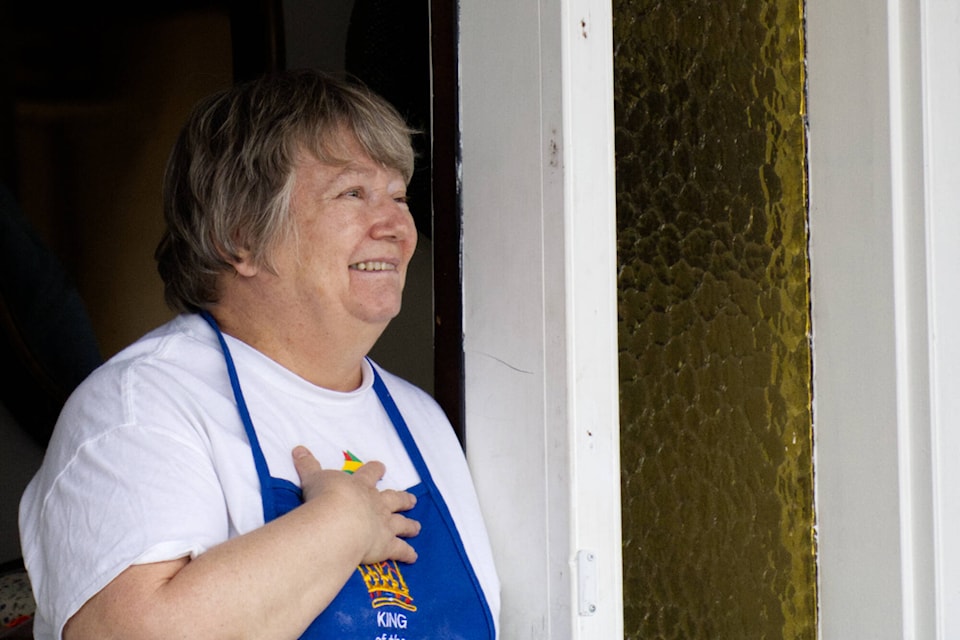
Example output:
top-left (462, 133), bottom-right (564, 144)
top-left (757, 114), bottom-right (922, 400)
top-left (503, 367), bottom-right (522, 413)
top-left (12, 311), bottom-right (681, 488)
top-left (341, 188), bottom-right (362, 199)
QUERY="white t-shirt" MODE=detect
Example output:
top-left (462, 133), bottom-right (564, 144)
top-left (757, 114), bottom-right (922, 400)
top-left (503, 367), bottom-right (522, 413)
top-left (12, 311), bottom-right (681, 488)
top-left (19, 313), bottom-right (500, 639)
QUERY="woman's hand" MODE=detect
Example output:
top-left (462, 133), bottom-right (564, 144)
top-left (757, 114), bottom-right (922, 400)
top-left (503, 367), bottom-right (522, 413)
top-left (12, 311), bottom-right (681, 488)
top-left (64, 445), bottom-right (420, 640)
top-left (292, 445), bottom-right (421, 565)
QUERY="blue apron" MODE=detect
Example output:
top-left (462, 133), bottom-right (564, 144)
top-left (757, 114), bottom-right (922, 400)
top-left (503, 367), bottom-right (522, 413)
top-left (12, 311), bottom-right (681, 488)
top-left (202, 312), bottom-right (495, 639)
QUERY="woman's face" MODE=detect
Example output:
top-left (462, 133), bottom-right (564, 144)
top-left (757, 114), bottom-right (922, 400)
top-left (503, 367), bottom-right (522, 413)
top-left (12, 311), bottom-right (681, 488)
top-left (265, 133), bottom-right (417, 337)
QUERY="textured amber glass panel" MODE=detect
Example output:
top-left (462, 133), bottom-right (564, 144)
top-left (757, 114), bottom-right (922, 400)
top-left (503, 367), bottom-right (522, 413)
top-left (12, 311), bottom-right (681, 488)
top-left (614, 1), bottom-right (815, 638)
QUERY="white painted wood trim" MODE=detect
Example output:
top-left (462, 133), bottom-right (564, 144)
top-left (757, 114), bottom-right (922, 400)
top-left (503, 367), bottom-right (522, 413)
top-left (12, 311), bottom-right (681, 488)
top-left (888, 0), bottom-right (935, 635)
top-left (921, 1), bottom-right (960, 637)
top-left (808, 0), bottom-right (960, 637)
top-left (459, 0), bottom-right (623, 637)
top-left (561, 1), bottom-right (624, 637)
top-left (807, 0), bottom-right (905, 637)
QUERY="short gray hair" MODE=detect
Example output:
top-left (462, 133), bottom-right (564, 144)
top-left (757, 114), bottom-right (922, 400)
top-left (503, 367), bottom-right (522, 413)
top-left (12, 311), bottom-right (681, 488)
top-left (155, 69), bottom-right (417, 313)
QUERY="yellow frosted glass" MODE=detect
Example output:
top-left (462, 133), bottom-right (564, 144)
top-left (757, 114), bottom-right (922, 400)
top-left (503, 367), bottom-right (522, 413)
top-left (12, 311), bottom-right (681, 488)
top-left (614, 1), bottom-right (816, 638)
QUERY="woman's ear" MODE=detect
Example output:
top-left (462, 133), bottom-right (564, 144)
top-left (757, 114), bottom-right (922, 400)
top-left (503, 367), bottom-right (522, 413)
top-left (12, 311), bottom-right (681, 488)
top-left (230, 250), bottom-right (260, 277)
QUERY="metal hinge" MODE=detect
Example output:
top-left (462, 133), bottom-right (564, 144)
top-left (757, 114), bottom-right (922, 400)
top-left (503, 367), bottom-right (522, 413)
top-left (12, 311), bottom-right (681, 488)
top-left (576, 549), bottom-right (598, 616)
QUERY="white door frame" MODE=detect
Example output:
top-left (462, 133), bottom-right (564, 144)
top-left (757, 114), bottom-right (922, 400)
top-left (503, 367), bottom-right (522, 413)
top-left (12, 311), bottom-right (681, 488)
top-left (459, 0), bottom-right (623, 637)
top-left (924, 1), bottom-right (960, 635)
top-left (807, 0), bottom-right (960, 637)
top-left (461, 0), bottom-right (960, 637)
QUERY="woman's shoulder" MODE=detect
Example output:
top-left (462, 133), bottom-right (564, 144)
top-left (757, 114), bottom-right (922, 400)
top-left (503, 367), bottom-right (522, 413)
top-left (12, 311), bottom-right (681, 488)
top-left (51, 314), bottom-right (229, 447)
top-left (79, 314), bottom-right (218, 388)
top-left (97, 313), bottom-right (214, 366)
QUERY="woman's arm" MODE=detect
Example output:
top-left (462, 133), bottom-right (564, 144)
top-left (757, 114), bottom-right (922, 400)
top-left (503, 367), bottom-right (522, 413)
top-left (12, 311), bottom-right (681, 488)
top-left (62, 447), bottom-right (419, 640)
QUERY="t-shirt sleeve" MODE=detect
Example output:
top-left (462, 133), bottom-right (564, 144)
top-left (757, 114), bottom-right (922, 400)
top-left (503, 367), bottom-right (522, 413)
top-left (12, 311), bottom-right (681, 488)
top-left (22, 424), bottom-right (228, 636)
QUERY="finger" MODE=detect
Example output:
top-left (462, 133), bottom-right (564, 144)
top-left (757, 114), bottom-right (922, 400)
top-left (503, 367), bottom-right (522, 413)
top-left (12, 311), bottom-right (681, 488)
top-left (391, 539), bottom-right (418, 564)
top-left (291, 445), bottom-right (322, 480)
top-left (392, 513), bottom-right (422, 539)
top-left (381, 488), bottom-right (418, 513)
top-left (370, 535), bottom-right (418, 565)
top-left (351, 460), bottom-right (386, 485)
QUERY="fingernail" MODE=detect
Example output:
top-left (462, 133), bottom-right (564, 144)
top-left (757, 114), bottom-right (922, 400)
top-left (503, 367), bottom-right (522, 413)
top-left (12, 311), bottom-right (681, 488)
top-left (292, 445), bottom-right (309, 459)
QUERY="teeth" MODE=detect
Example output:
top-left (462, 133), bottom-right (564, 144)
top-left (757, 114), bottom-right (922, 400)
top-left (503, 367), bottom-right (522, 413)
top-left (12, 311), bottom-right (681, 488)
top-left (350, 261), bottom-right (396, 272)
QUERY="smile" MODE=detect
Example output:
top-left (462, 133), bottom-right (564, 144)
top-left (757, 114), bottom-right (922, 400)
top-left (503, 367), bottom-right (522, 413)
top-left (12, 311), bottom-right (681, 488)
top-left (349, 261), bottom-right (397, 272)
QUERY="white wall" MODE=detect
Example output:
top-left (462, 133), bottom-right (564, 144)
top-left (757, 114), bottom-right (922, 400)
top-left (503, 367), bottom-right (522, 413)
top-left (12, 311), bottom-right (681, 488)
top-left (807, 0), bottom-right (960, 637)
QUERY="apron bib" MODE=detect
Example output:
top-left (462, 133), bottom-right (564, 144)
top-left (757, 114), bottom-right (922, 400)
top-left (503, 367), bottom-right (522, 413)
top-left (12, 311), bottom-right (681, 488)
top-left (203, 312), bottom-right (495, 639)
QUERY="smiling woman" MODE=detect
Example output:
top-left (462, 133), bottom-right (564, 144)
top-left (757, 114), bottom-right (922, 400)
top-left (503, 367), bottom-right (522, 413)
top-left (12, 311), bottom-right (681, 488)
top-left (214, 142), bottom-right (419, 389)
top-left (18, 69), bottom-right (500, 640)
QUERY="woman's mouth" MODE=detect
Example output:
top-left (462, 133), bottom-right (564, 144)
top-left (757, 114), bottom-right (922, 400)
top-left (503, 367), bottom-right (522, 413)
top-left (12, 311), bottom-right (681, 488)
top-left (349, 261), bottom-right (397, 272)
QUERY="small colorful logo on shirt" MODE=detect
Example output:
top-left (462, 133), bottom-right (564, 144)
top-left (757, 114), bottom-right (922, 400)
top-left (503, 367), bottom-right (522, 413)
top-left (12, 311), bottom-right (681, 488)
top-left (341, 450), bottom-right (363, 474)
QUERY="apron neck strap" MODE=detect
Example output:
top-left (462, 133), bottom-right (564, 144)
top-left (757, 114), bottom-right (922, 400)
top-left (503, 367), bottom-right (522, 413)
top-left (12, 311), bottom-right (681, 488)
top-left (200, 310), bottom-right (275, 519)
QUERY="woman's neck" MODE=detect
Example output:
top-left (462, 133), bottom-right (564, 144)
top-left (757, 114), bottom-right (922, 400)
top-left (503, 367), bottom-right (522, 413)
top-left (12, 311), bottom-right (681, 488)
top-left (205, 304), bottom-right (382, 392)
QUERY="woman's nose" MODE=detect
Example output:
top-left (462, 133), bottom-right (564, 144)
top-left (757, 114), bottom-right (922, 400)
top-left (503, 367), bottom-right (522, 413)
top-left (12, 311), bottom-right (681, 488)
top-left (370, 197), bottom-right (416, 240)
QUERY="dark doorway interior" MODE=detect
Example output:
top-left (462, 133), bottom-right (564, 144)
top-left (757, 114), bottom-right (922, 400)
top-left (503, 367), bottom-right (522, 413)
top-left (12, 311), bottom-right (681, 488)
top-left (0, 0), bottom-right (464, 568)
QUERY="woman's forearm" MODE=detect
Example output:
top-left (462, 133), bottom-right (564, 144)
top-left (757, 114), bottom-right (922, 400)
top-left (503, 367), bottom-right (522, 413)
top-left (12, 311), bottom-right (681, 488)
top-left (63, 453), bottom-right (418, 640)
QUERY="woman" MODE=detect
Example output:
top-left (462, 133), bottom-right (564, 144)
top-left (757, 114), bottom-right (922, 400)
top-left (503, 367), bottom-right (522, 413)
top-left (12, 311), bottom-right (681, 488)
top-left (19, 69), bottom-right (500, 639)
